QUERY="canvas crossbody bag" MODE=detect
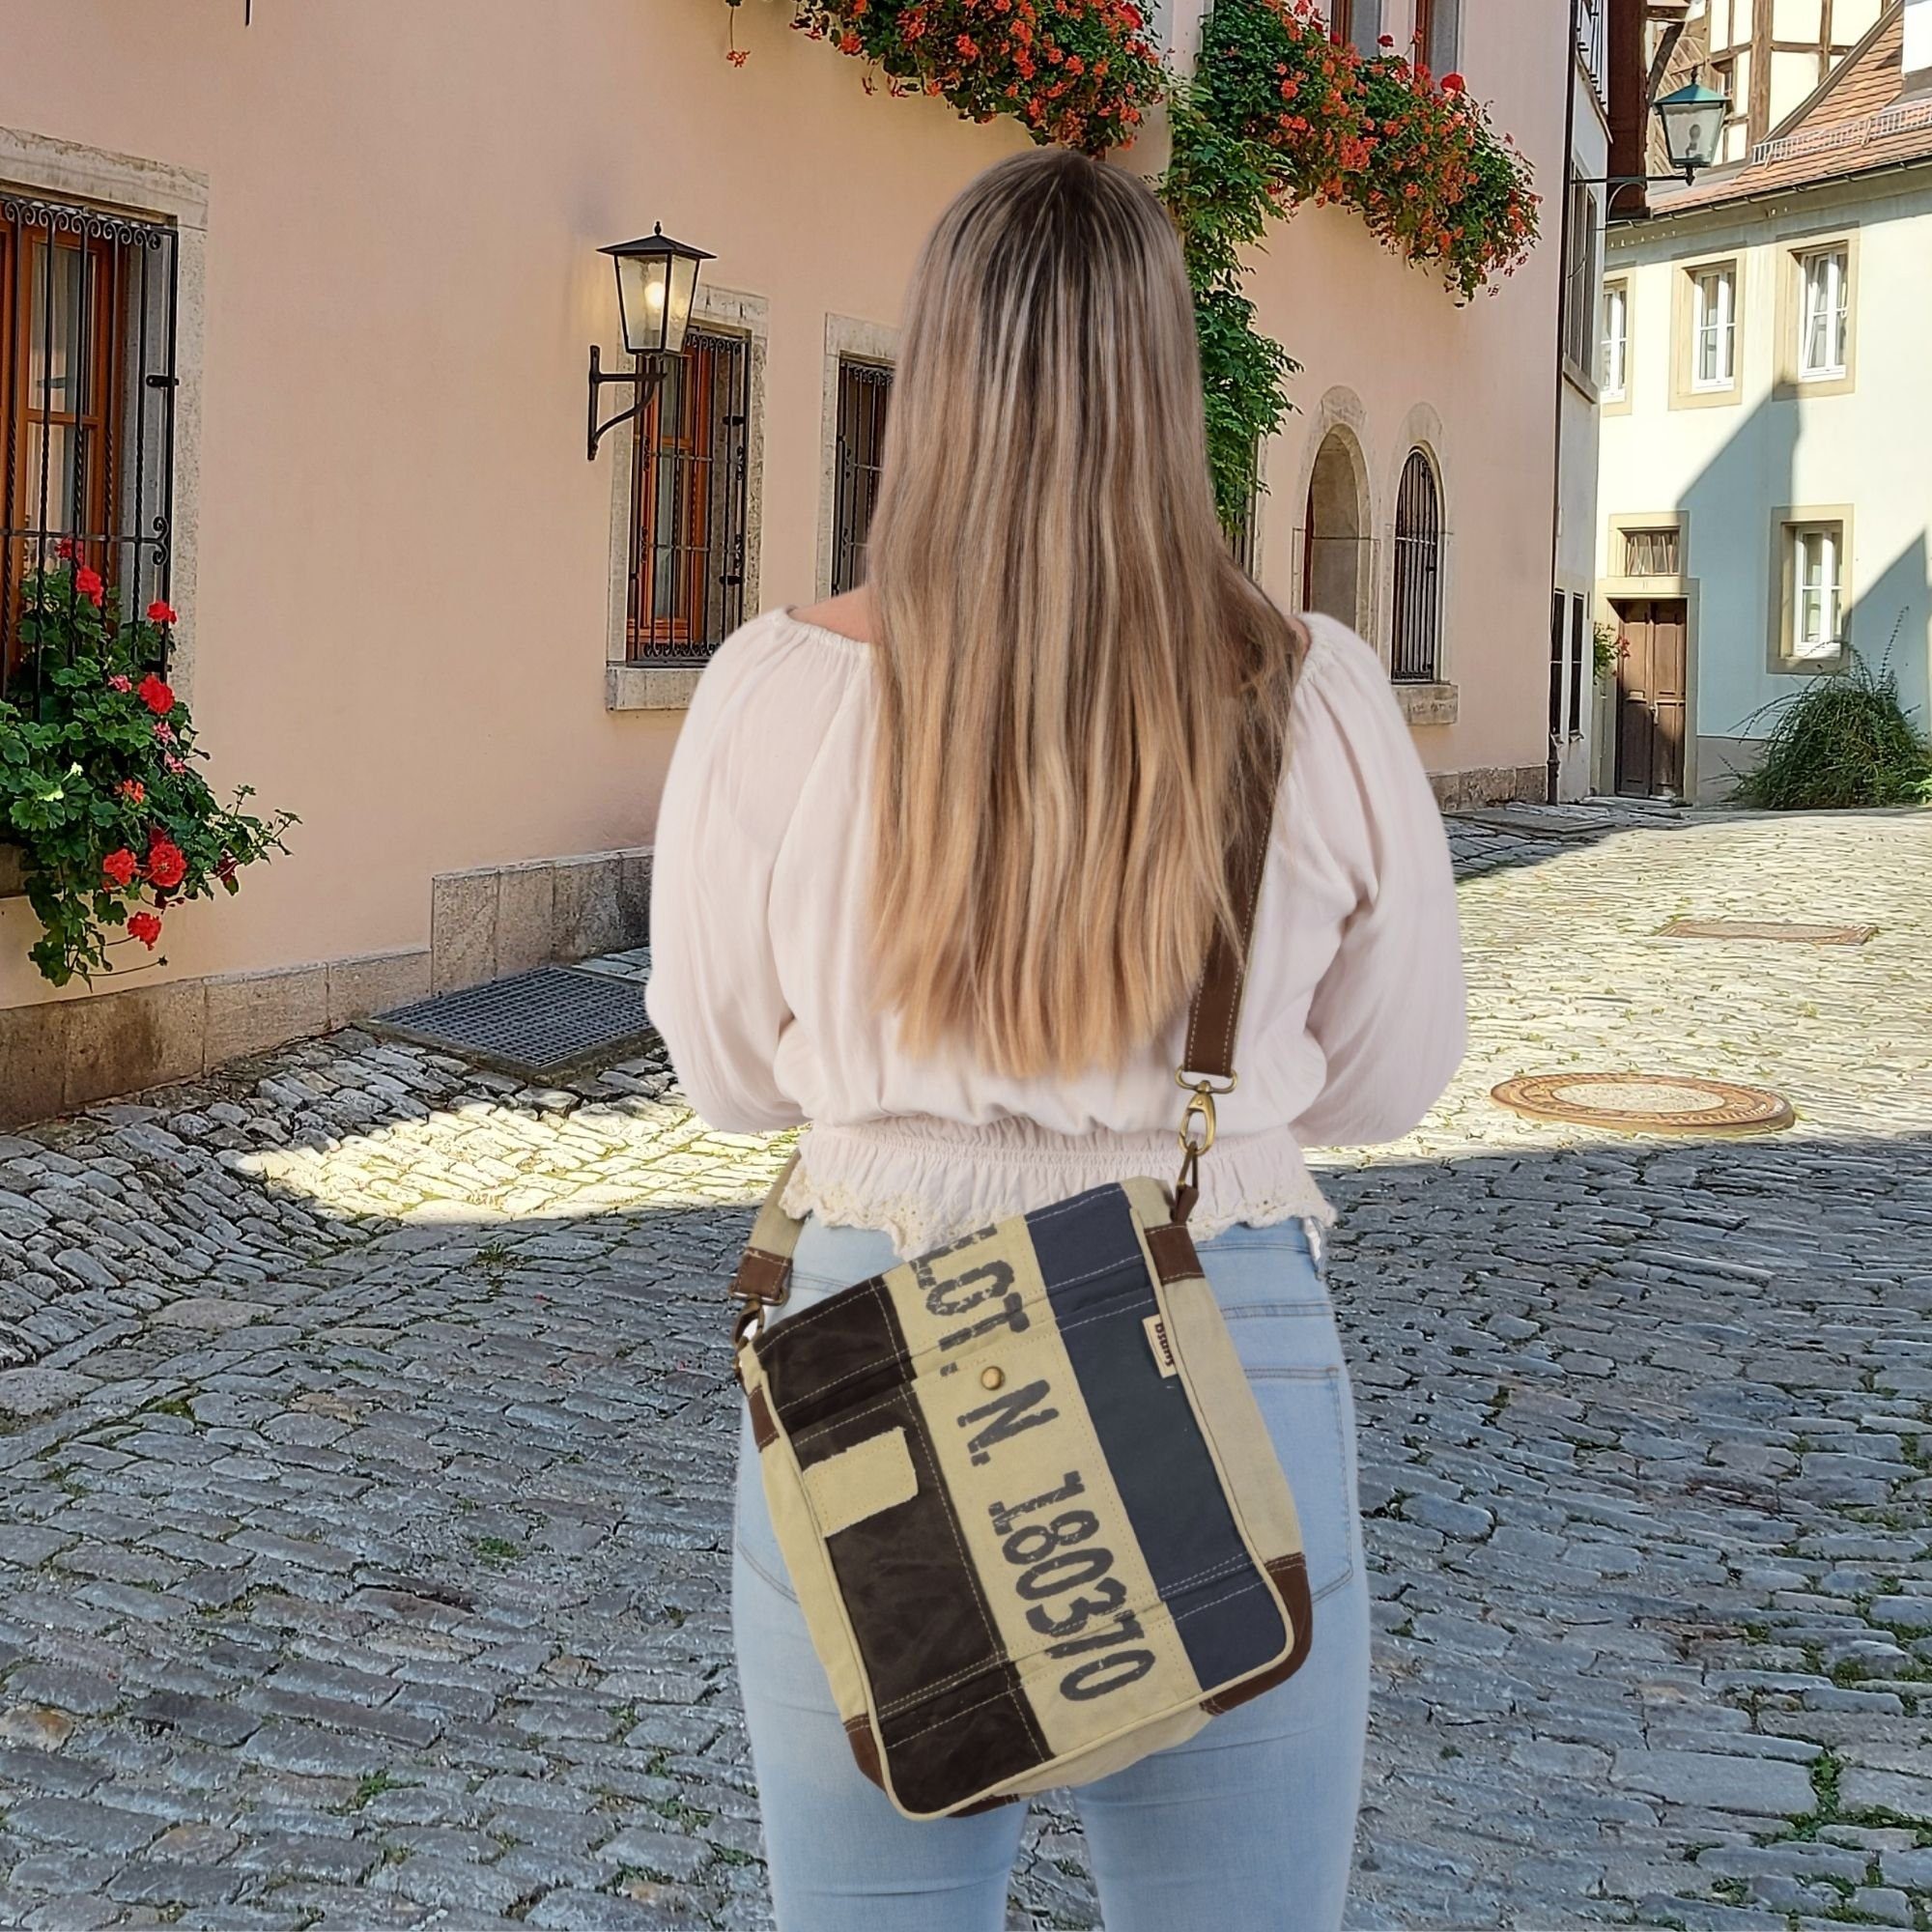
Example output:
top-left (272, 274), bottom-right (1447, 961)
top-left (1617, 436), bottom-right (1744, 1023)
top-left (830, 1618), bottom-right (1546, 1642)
top-left (725, 738), bottom-right (1311, 1822)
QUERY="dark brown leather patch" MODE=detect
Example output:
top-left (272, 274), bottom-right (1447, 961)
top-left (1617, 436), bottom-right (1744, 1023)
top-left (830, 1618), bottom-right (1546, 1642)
top-left (747, 1384), bottom-right (778, 1451)
top-left (758, 1270), bottom-right (906, 1435)
top-left (1200, 1552), bottom-right (1314, 1716)
top-left (843, 1715), bottom-right (886, 1791)
top-left (731, 1246), bottom-right (792, 1308)
top-left (1145, 1220), bottom-right (1205, 1287)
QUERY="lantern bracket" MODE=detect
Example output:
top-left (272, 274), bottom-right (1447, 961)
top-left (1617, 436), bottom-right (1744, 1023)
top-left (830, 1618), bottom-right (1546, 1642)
top-left (587, 347), bottom-right (669, 463)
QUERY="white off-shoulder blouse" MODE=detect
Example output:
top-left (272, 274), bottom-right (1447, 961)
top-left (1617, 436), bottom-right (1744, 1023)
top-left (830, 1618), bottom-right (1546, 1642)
top-left (645, 605), bottom-right (1466, 1258)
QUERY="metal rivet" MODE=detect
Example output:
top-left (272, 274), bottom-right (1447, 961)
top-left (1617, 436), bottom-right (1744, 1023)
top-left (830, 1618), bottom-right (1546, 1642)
top-left (980, 1366), bottom-right (1005, 1390)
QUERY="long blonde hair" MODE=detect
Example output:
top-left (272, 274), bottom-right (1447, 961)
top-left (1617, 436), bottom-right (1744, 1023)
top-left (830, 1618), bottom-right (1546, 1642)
top-left (867, 147), bottom-right (1305, 1080)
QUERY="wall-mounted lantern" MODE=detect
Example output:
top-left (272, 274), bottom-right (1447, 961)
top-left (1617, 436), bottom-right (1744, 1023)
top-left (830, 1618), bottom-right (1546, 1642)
top-left (586, 224), bottom-right (714, 461)
top-left (1572, 68), bottom-right (1733, 217)
top-left (1652, 79), bottom-right (1730, 180)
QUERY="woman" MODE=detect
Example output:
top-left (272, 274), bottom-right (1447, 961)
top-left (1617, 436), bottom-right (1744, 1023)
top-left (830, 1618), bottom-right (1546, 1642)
top-left (647, 147), bottom-right (1463, 1932)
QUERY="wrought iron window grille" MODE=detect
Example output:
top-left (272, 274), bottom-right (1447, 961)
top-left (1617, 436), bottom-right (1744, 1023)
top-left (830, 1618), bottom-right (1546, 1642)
top-left (1, 190), bottom-right (181, 705)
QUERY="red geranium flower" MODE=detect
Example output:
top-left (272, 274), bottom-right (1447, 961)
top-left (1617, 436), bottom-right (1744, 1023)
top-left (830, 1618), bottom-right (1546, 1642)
top-left (138, 673), bottom-right (176, 715)
top-left (101, 847), bottom-right (140, 889)
top-left (146, 834), bottom-right (187, 891)
top-left (1441, 71), bottom-right (1465, 92)
top-left (74, 566), bottom-right (104, 607)
top-left (55, 537), bottom-right (79, 561)
top-left (117, 780), bottom-right (146, 805)
top-left (127, 911), bottom-right (163, 949)
top-left (146, 600), bottom-right (178, 625)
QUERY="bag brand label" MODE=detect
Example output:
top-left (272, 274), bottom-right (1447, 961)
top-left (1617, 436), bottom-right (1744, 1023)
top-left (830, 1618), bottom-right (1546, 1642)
top-left (1143, 1313), bottom-right (1179, 1378)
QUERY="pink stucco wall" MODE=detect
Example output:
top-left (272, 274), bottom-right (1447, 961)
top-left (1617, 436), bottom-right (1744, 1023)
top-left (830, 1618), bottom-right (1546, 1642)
top-left (0, 0), bottom-right (1566, 1014)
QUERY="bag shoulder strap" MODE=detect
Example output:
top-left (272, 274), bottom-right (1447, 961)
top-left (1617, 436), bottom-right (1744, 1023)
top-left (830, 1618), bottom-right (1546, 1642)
top-left (729, 702), bottom-right (1291, 1342)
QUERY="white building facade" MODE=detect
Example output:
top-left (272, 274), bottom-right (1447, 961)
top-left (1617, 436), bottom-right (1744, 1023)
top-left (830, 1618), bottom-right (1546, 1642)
top-left (1595, 0), bottom-right (1932, 799)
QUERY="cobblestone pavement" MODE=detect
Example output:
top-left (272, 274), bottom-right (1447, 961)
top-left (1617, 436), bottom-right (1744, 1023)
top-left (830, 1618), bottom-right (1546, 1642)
top-left (0, 804), bottom-right (1927, 1931)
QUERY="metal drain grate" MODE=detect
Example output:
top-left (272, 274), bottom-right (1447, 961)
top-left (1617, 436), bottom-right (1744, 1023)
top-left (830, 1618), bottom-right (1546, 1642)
top-left (1658, 918), bottom-right (1877, 946)
top-left (368, 966), bottom-right (654, 1080)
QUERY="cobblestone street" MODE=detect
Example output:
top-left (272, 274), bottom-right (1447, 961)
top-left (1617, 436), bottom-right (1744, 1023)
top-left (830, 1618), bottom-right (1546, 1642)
top-left (0, 804), bottom-right (1928, 1931)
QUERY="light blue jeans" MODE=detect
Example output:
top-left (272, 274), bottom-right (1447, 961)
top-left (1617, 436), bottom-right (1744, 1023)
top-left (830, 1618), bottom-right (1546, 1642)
top-left (732, 1213), bottom-right (1371, 1932)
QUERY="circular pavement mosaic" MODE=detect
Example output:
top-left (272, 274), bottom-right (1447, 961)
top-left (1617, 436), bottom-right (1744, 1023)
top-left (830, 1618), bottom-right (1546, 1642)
top-left (1491, 1072), bottom-right (1795, 1136)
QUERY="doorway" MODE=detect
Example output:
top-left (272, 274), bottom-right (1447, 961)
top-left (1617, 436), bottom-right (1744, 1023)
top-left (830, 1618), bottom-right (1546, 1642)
top-left (1611, 596), bottom-right (1689, 798)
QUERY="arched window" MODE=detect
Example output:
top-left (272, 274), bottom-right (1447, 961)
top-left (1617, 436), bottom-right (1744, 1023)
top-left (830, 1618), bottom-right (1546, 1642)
top-left (1302, 431), bottom-right (1365, 628)
top-left (1390, 449), bottom-right (1442, 682)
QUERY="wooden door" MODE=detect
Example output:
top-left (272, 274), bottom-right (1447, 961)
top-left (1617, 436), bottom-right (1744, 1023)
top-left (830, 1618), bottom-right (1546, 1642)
top-left (1613, 597), bottom-right (1688, 797)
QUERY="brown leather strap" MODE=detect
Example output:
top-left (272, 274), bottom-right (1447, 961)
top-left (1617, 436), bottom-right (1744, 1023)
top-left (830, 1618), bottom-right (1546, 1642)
top-left (1179, 725), bottom-right (1286, 1083)
top-left (729, 1149), bottom-right (805, 1322)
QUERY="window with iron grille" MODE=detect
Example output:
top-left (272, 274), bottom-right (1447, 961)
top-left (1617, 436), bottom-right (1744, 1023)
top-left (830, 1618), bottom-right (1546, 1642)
top-left (831, 357), bottom-right (892, 596)
top-left (627, 327), bottom-right (748, 663)
top-left (1389, 449), bottom-right (1442, 682)
top-left (2, 190), bottom-right (180, 702)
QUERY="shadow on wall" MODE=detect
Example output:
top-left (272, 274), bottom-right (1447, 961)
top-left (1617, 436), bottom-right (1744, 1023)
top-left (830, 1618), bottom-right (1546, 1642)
top-left (1848, 528), bottom-right (1931, 720)
top-left (1676, 394), bottom-right (1930, 795)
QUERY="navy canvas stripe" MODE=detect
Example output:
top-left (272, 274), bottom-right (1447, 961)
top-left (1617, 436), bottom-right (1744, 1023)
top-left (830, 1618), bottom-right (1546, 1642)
top-left (1028, 1186), bottom-right (1285, 1690)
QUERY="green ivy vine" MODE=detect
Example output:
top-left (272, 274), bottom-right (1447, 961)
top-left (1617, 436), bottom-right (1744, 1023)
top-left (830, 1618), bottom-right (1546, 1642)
top-left (727, 0), bottom-right (1541, 533)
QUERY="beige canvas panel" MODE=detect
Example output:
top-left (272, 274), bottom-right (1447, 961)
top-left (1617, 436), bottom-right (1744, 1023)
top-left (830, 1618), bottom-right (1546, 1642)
top-left (802, 1426), bottom-right (921, 1538)
top-left (738, 1352), bottom-right (871, 1728)
top-left (1120, 1175), bottom-right (1176, 1234)
top-left (746, 1149), bottom-right (804, 1259)
top-left (884, 1221), bottom-right (1207, 1762)
top-left (1155, 1270), bottom-right (1306, 1571)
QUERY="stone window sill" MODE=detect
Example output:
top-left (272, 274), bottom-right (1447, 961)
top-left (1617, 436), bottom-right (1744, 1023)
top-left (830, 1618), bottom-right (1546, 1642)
top-left (1394, 680), bottom-right (1459, 727)
top-left (606, 664), bottom-right (703, 712)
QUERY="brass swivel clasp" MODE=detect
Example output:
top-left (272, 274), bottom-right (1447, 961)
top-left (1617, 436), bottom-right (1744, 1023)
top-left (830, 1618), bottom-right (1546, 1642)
top-left (1173, 1068), bottom-right (1236, 1197)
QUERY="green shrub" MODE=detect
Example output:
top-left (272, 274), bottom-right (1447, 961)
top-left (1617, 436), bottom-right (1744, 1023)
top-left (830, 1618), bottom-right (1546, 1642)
top-left (1733, 648), bottom-right (1932, 811)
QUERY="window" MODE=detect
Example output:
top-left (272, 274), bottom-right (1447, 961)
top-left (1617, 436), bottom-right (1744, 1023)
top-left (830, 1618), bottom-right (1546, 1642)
top-left (1624, 526), bottom-right (1681, 576)
top-left (1568, 596), bottom-right (1586, 737)
top-left (1690, 265), bottom-right (1736, 390)
top-left (1329, 0), bottom-right (1385, 54)
top-left (1789, 523), bottom-right (1844, 661)
top-left (1561, 180), bottom-right (1601, 381)
top-left (1389, 449), bottom-right (1442, 682)
top-left (1, 190), bottom-right (180, 700)
top-left (1577, 0), bottom-right (1606, 93)
top-left (1797, 245), bottom-right (1849, 381)
top-left (1548, 593), bottom-right (1588, 743)
top-left (1412, 0), bottom-right (1459, 73)
top-left (627, 327), bottom-right (749, 662)
top-left (831, 357), bottom-right (892, 597)
top-left (1601, 280), bottom-right (1629, 400)
top-left (1548, 593), bottom-right (1566, 741)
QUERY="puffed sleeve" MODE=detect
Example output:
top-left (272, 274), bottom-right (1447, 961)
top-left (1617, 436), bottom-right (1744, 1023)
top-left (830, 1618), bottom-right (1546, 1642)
top-left (1288, 617), bottom-right (1467, 1147)
top-left (645, 614), bottom-right (826, 1133)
